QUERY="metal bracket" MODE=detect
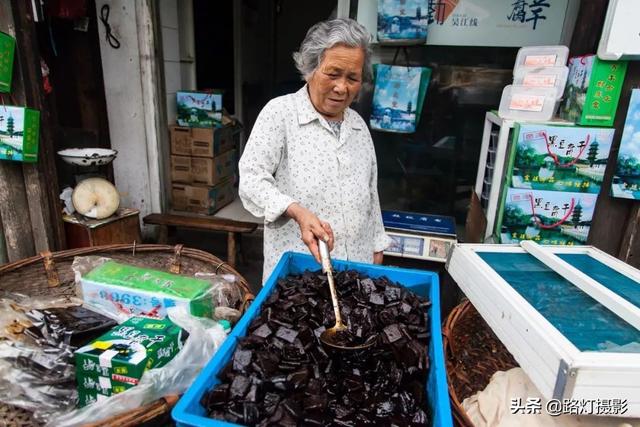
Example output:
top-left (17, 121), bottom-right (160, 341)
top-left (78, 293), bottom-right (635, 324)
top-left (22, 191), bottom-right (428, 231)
top-left (552, 359), bottom-right (578, 399)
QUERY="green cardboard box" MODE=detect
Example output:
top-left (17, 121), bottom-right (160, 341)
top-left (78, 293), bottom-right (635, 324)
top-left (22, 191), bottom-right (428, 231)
top-left (560, 54), bottom-right (627, 127)
top-left (0, 32), bottom-right (15, 93)
top-left (75, 317), bottom-right (185, 407)
top-left (81, 261), bottom-right (214, 318)
top-left (0, 106), bottom-right (40, 162)
top-left (508, 123), bottom-right (615, 194)
top-left (176, 91), bottom-right (223, 128)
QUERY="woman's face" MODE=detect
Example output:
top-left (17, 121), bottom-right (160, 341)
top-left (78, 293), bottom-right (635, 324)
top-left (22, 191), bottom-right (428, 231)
top-left (307, 45), bottom-right (364, 120)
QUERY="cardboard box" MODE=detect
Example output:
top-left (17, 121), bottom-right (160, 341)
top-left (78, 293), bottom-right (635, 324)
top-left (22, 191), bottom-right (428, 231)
top-left (81, 261), bottom-right (214, 318)
top-left (176, 91), bottom-right (223, 128)
top-left (170, 126), bottom-right (234, 158)
top-left (0, 32), bottom-right (15, 93)
top-left (0, 106), bottom-right (40, 162)
top-left (508, 124), bottom-right (615, 194)
top-left (75, 317), bottom-right (184, 407)
top-left (170, 155), bottom-right (191, 183)
top-left (497, 187), bottom-right (597, 245)
top-left (171, 150), bottom-right (236, 186)
top-left (172, 177), bottom-right (235, 215)
top-left (560, 55), bottom-right (627, 126)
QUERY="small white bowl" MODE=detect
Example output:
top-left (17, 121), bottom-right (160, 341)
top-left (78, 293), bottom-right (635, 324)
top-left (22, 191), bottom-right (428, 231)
top-left (57, 148), bottom-right (118, 166)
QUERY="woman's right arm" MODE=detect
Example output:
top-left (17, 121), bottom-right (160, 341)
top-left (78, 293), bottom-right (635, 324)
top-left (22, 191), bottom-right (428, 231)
top-left (238, 99), bottom-right (334, 262)
top-left (238, 100), bottom-right (297, 223)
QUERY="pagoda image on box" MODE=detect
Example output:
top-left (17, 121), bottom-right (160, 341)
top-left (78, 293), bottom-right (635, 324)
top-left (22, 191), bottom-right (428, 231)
top-left (498, 188), bottom-right (597, 245)
top-left (560, 54), bottom-right (627, 126)
top-left (0, 106), bottom-right (40, 162)
top-left (370, 64), bottom-right (431, 133)
top-left (176, 91), bottom-right (223, 128)
top-left (612, 88), bottom-right (640, 200)
top-left (508, 124), bottom-right (615, 194)
top-left (75, 316), bottom-right (185, 407)
top-left (377, 0), bottom-right (429, 45)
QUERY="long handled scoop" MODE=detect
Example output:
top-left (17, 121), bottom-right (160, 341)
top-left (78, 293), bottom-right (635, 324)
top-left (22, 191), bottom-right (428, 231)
top-left (318, 240), bottom-right (376, 352)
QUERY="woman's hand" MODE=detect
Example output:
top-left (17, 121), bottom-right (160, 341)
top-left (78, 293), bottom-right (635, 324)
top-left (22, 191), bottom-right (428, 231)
top-left (373, 251), bottom-right (383, 264)
top-left (286, 203), bottom-right (334, 263)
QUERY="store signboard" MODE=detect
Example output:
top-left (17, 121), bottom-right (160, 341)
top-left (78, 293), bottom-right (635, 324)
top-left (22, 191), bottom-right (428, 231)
top-left (358, 0), bottom-right (578, 47)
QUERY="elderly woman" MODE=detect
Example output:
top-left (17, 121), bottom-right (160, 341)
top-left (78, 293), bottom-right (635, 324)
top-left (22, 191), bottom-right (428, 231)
top-left (239, 18), bottom-right (391, 282)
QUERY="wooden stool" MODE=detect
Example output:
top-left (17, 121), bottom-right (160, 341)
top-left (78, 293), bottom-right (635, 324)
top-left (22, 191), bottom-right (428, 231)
top-left (64, 208), bottom-right (142, 248)
top-left (143, 213), bottom-right (258, 268)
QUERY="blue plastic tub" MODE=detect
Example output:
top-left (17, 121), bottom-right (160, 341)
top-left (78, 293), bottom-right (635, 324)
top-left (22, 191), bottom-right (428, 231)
top-left (173, 252), bottom-right (453, 427)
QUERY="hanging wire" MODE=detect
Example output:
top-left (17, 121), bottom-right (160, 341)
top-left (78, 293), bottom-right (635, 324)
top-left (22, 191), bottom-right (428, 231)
top-left (99, 4), bottom-right (121, 49)
top-left (392, 46), bottom-right (411, 69)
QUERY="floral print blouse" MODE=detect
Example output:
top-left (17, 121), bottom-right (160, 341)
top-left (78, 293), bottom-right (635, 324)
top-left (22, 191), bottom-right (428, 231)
top-left (239, 85), bottom-right (391, 282)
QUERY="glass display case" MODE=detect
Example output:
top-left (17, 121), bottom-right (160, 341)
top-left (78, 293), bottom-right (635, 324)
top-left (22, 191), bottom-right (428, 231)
top-left (447, 242), bottom-right (640, 416)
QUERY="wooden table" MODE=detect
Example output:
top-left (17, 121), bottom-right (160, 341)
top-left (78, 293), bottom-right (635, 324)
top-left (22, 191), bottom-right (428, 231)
top-left (64, 208), bottom-right (142, 248)
top-left (143, 213), bottom-right (258, 268)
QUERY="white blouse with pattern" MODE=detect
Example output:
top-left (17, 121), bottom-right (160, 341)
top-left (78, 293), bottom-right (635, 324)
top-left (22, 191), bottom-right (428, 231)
top-left (239, 85), bottom-right (392, 282)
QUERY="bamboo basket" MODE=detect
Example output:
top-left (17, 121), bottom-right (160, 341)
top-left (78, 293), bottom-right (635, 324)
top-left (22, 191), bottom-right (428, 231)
top-left (0, 243), bottom-right (256, 427)
top-left (442, 300), bottom-right (519, 427)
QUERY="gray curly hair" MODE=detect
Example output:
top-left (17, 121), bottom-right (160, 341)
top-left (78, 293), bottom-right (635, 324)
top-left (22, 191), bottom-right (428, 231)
top-left (293, 18), bottom-right (373, 83)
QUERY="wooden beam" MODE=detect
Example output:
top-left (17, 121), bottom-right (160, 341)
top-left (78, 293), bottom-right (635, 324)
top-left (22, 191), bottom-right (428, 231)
top-left (11, 0), bottom-right (66, 252)
top-left (568, 0), bottom-right (609, 56)
top-left (143, 213), bottom-right (258, 233)
top-left (619, 205), bottom-right (640, 267)
top-left (0, 1), bottom-right (36, 261)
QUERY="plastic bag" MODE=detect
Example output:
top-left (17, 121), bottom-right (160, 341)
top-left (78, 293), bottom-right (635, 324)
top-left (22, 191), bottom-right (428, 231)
top-left (0, 339), bottom-right (78, 422)
top-left (23, 305), bottom-right (116, 348)
top-left (0, 294), bottom-right (119, 422)
top-left (49, 306), bottom-right (229, 427)
top-left (195, 272), bottom-right (243, 308)
top-left (0, 293), bottom-right (84, 342)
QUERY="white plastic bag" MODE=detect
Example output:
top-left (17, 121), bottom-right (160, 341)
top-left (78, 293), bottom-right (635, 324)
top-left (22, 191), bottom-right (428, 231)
top-left (49, 306), bottom-right (228, 427)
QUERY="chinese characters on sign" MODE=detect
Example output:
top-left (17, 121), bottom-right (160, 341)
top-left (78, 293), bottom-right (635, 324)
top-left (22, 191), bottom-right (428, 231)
top-left (507, 0), bottom-right (551, 30)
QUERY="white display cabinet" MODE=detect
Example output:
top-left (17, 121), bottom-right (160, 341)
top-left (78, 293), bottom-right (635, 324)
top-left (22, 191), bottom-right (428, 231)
top-left (474, 112), bottom-right (573, 241)
top-left (447, 241), bottom-right (640, 417)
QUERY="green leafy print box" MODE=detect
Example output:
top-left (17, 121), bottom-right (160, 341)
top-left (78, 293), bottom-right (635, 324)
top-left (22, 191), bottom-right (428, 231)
top-left (509, 123), bottom-right (615, 194)
top-left (560, 54), bottom-right (627, 127)
top-left (81, 261), bottom-right (213, 319)
top-left (498, 188), bottom-right (597, 246)
top-left (75, 317), bottom-right (185, 407)
top-left (176, 91), bottom-right (223, 128)
top-left (0, 32), bottom-right (16, 93)
top-left (0, 106), bottom-right (40, 162)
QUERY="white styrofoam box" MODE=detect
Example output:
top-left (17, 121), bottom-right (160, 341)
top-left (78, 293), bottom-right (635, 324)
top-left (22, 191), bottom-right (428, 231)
top-left (447, 242), bottom-right (640, 417)
top-left (498, 85), bottom-right (559, 121)
top-left (513, 66), bottom-right (569, 100)
top-left (514, 45), bottom-right (569, 69)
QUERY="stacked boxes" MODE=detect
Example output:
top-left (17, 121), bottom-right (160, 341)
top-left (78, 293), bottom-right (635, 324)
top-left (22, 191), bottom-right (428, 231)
top-left (75, 317), bottom-right (185, 407)
top-left (497, 124), bottom-right (615, 246)
top-left (169, 124), bottom-right (237, 215)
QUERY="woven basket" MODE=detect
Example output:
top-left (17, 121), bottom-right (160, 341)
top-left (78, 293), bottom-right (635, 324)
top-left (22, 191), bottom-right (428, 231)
top-left (0, 243), bottom-right (256, 427)
top-left (442, 300), bottom-right (519, 427)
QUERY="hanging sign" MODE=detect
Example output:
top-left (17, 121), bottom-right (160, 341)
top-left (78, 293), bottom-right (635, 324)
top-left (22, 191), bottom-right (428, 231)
top-left (358, 0), bottom-right (575, 47)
